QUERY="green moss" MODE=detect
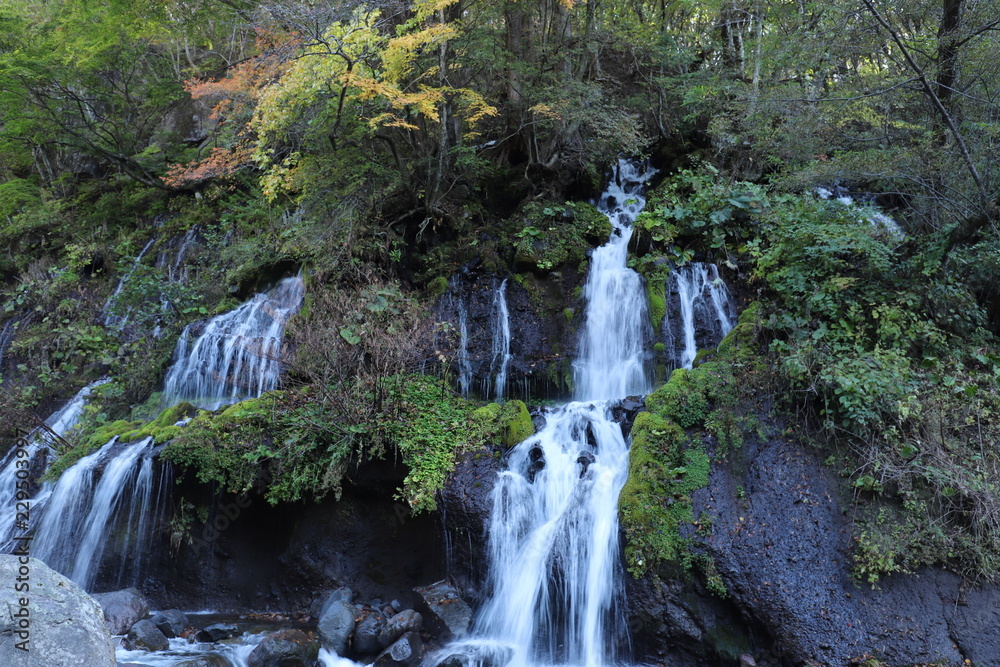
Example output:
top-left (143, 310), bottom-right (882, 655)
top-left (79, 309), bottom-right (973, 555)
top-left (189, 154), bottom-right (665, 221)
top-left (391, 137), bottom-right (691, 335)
top-left (563, 307), bottom-right (575, 323)
top-left (646, 279), bottom-right (666, 335)
top-left (653, 342), bottom-right (666, 354)
top-left (501, 400), bottom-right (535, 447)
top-left (428, 276), bottom-right (449, 297)
top-left (621, 301), bottom-right (771, 578)
top-left (506, 201), bottom-right (613, 273)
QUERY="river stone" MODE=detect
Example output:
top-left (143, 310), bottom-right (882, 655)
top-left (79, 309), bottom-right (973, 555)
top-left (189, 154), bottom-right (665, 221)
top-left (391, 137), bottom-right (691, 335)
top-left (151, 608), bottom-right (189, 638)
top-left (247, 629), bottom-right (319, 667)
top-left (414, 580), bottom-right (472, 640)
top-left (317, 599), bottom-right (355, 655)
top-left (310, 586), bottom-right (353, 619)
top-left (92, 587), bottom-right (150, 635)
top-left (353, 609), bottom-right (387, 654)
top-left (197, 623), bottom-right (239, 642)
top-left (0, 555), bottom-right (116, 666)
top-left (378, 609), bottom-right (422, 648)
top-left (176, 658), bottom-right (231, 667)
top-left (373, 631), bottom-right (423, 667)
top-left (125, 618), bottom-right (170, 651)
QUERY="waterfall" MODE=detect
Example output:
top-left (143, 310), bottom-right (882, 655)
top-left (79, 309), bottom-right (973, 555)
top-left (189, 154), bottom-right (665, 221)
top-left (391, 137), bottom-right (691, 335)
top-left (488, 279), bottom-right (513, 402)
top-left (662, 263), bottom-right (736, 369)
top-left (440, 277), bottom-right (473, 397)
top-left (573, 161), bottom-right (657, 401)
top-left (161, 275), bottom-right (305, 410)
top-left (431, 160), bottom-right (655, 667)
top-left (103, 238), bottom-right (156, 329)
top-left (32, 437), bottom-right (162, 590)
top-left (0, 378), bottom-right (108, 552)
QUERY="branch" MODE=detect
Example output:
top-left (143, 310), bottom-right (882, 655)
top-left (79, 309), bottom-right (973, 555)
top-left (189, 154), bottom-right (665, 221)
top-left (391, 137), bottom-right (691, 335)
top-left (860, 0), bottom-right (989, 208)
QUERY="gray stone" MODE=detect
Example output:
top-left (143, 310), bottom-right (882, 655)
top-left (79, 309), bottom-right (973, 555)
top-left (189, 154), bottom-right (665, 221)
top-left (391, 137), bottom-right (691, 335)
top-left (317, 599), bottom-right (355, 655)
top-left (0, 555), bottom-right (116, 667)
top-left (175, 658), bottom-right (231, 667)
top-left (92, 587), bottom-right (150, 635)
top-left (247, 629), bottom-right (319, 667)
top-left (414, 580), bottom-right (472, 640)
top-left (196, 623), bottom-right (239, 642)
top-left (125, 619), bottom-right (169, 652)
top-left (373, 631), bottom-right (423, 667)
top-left (378, 609), bottom-right (422, 648)
top-left (353, 610), bottom-right (387, 655)
top-left (150, 608), bottom-right (189, 638)
top-left (310, 586), bottom-right (353, 620)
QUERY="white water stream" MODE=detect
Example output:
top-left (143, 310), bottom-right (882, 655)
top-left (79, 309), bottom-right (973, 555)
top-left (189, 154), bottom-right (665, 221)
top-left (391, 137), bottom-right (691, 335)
top-left (161, 275), bottom-right (305, 410)
top-left (489, 278), bottom-right (513, 402)
top-left (432, 160), bottom-right (656, 667)
top-left (663, 263), bottom-right (735, 370)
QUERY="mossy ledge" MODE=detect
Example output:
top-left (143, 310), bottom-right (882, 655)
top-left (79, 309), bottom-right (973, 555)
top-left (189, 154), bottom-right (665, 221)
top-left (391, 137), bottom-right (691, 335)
top-left (619, 302), bottom-right (766, 579)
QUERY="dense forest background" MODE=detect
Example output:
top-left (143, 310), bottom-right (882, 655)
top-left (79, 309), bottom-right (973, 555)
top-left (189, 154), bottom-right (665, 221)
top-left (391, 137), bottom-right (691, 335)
top-left (1, 0), bottom-right (999, 592)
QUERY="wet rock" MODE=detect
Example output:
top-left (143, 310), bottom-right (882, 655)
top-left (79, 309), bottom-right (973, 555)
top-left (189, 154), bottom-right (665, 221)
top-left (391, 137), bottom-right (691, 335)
top-left (577, 451), bottom-right (596, 476)
top-left (151, 608), bottom-right (189, 638)
top-left (437, 447), bottom-right (501, 596)
top-left (373, 631), bottom-right (423, 667)
top-left (92, 587), bottom-right (150, 635)
top-left (247, 629), bottom-right (319, 667)
top-left (176, 657), bottom-right (230, 667)
top-left (317, 599), bottom-right (355, 655)
top-left (414, 580), bottom-right (472, 640)
top-left (353, 609), bottom-right (387, 655)
top-left (378, 609), bottom-right (422, 648)
top-left (700, 429), bottom-right (968, 665)
top-left (527, 458), bottom-right (545, 482)
top-left (310, 586), bottom-right (353, 619)
top-left (125, 619), bottom-right (169, 652)
top-left (196, 623), bottom-right (239, 642)
top-left (0, 556), bottom-right (116, 667)
top-left (739, 654), bottom-right (757, 667)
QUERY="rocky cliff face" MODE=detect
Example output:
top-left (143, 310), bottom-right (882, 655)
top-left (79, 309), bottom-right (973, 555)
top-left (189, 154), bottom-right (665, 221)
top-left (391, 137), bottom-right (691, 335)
top-left (438, 409), bottom-right (1000, 666)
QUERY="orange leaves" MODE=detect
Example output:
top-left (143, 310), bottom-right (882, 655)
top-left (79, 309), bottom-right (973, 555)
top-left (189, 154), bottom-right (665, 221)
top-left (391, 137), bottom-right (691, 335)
top-left (161, 145), bottom-right (253, 188)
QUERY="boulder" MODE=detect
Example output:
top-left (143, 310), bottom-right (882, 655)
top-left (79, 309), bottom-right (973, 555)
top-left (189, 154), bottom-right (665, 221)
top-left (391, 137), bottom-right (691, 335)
top-left (317, 599), bottom-right (355, 655)
top-left (247, 629), bottom-right (319, 667)
top-left (373, 631), bottom-right (423, 667)
top-left (150, 608), bottom-right (189, 638)
top-left (125, 619), bottom-right (170, 652)
top-left (378, 609), bottom-right (422, 649)
top-left (414, 580), bottom-right (472, 640)
top-left (92, 587), bottom-right (150, 635)
top-left (196, 623), bottom-right (240, 642)
top-left (0, 555), bottom-right (116, 666)
top-left (353, 609), bottom-right (387, 655)
top-left (310, 587), bottom-right (353, 620)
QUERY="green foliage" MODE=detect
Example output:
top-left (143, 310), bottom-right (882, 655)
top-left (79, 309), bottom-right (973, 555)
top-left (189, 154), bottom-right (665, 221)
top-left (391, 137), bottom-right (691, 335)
top-left (161, 375), bottom-right (514, 513)
top-left (509, 201), bottom-right (611, 272)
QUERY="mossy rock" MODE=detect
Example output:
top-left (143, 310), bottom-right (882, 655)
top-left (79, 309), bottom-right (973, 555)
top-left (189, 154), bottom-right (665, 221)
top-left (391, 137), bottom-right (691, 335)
top-left (646, 279), bottom-right (666, 335)
top-left (428, 276), bottom-right (449, 297)
top-left (645, 368), bottom-right (710, 428)
top-left (507, 201), bottom-right (612, 273)
top-left (501, 400), bottom-right (534, 447)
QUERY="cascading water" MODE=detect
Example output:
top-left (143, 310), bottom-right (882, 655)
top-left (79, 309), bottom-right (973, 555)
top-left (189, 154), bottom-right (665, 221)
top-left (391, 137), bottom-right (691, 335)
top-left (488, 279), bottom-right (513, 402)
top-left (104, 238), bottom-right (156, 329)
top-left (662, 263), bottom-right (736, 369)
top-left (161, 275), bottom-right (305, 410)
top-left (573, 162), bottom-right (657, 401)
top-left (439, 277), bottom-right (473, 397)
top-left (0, 378), bottom-right (108, 552)
top-left (32, 437), bottom-right (160, 590)
top-left (431, 160), bottom-right (656, 667)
